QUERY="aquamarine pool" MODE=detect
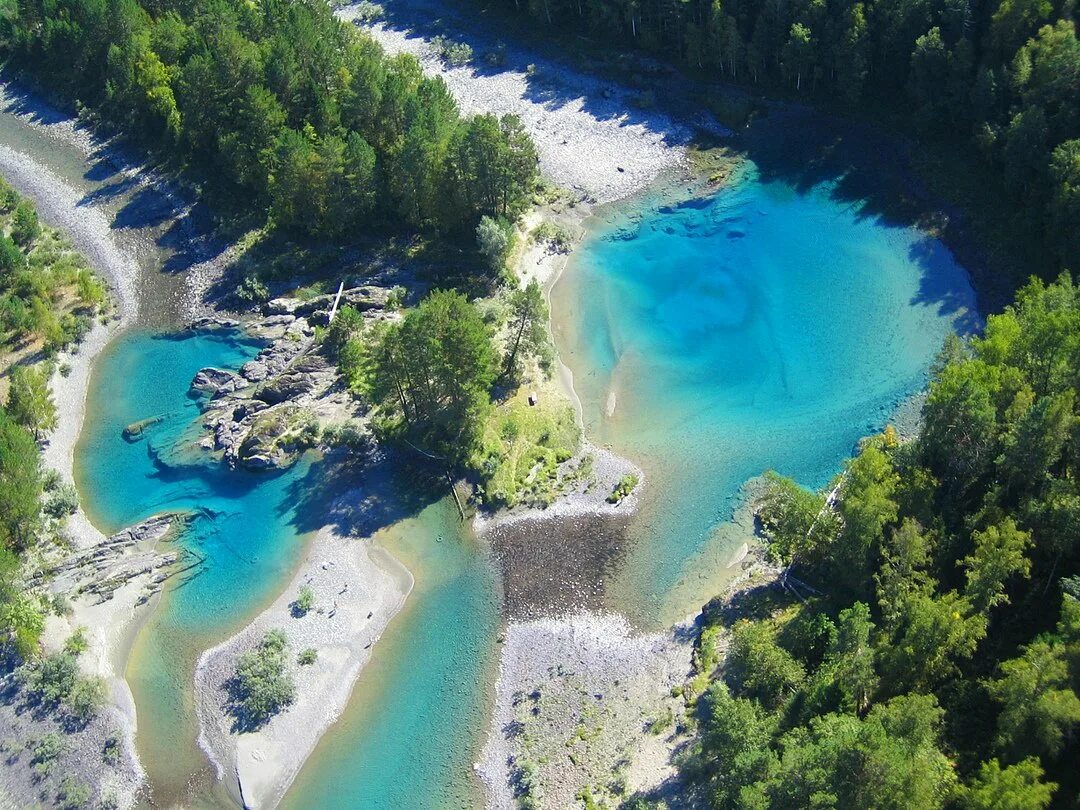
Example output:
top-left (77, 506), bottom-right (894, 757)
top-left (551, 164), bottom-right (976, 623)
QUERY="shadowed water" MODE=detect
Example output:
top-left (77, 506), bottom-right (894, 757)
top-left (68, 159), bottom-right (977, 804)
top-left (552, 163), bottom-right (977, 625)
top-left (74, 330), bottom-right (497, 808)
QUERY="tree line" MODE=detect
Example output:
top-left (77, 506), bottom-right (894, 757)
top-left (1, 0), bottom-right (539, 237)
top-left (667, 273), bottom-right (1080, 809)
top-left (486, 0), bottom-right (1079, 272)
top-left (325, 281), bottom-right (549, 471)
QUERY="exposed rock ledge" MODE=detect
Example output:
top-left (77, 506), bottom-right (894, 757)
top-left (1, 515), bottom-right (181, 810)
top-left (192, 291), bottom-right (397, 471)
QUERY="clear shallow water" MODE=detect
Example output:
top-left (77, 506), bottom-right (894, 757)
top-left (552, 164), bottom-right (977, 625)
top-left (70, 157), bottom-right (976, 806)
top-left (283, 499), bottom-right (499, 809)
top-left (75, 330), bottom-right (497, 807)
top-left (74, 329), bottom-right (327, 803)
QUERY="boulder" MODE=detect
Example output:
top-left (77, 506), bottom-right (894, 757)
top-left (266, 297), bottom-right (302, 316)
top-left (240, 360), bottom-right (269, 383)
top-left (191, 367), bottom-right (245, 396)
top-left (256, 371), bottom-right (315, 405)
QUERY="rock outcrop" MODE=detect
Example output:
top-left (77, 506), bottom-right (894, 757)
top-left (191, 367), bottom-right (246, 397)
top-left (195, 296), bottom-right (384, 471)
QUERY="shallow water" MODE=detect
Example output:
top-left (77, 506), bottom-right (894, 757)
top-left (74, 330), bottom-right (497, 807)
top-left (63, 144), bottom-right (976, 806)
top-left (74, 329), bottom-right (329, 803)
top-left (552, 163), bottom-right (977, 626)
top-left (283, 499), bottom-right (499, 809)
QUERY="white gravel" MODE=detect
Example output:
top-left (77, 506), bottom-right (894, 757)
top-left (338, 0), bottom-right (694, 204)
top-left (478, 613), bottom-right (694, 809)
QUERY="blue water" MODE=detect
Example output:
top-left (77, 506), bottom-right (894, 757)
top-left (72, 159), bottom-right (976, 806)
top-left (74, 329), bottom-right (330, 801)
top-left (283, 499), bottom-right (499, 809)
top-left (552, 165), bottom-right (977, 623)
top-left (75, 329), bottom-right (498, 807)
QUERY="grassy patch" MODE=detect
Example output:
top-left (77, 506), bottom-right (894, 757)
top-left (607, 474), bottom-right (639, 504)
top-left (471, 393), bottom-right (580, 509)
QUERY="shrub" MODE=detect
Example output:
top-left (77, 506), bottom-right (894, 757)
top-left (531, 221), bottom-right (572, 253)
top-left (607, 474), bottom-right (639, 504)
top-left (476, 215), bottom-right (514, 273)
top-left (293, 586), bottom-right (315, 617)
top-left (63, 627), bottom-right (88, 656)
top-left (229, 630), bottom-right (296, 730)
top-left (66, 676), bottom-right (106, 727)
top-left (102, 732), bottom-right (122, 766)
top-left (30, 732), bottom-right (65, 778)
top-left (431, 35), bottom-right (473, 66)
top-left (44, 483), bottom-right (79, 518)
top-left (235, 273), bottom-right (269, 304)
top-left (298, 648), bottom-right (317, 666)
top-left (386, 285), bottom-right (406, 311)
top-left (23, 652), bottom-right (79, 707)
top-left (56, 776), bottom-right (91, 810)
top-left (11, 200), bottom-right (40, 246)
top-left (350, 0), bottom-right (383, 22)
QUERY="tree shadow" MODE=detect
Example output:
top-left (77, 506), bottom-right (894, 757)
top-left (356, 0), bottom-right (721, 150)
top-left (283, 447), bottom-right (445, 540)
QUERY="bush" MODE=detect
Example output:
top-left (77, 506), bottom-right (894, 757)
top-left (44, 483), bottom-right (79, 518)
top-left (66, 676), bottom-right (106, 727)
top-left (298, 648), bottom-right (317, 666)
top-left (235, 273), bottom-right (269, 305)
top-left (229, 630), bottom-right (296, 730)
top-left (23, 652), bottom-right (79, 707)
top-left (63, 628), bottom-right (89, 656)
top-left (30, 732), bottom-right (65, 778)
top-left (350, 0), bottom-right (383, 22)
top-left (431, 35), bottom-right (473, 66)
top-left (607, 474), bottom-right (639, 504)
top-left (531, 221), bottom-right (572, 253)
top-left (11, 200), bottom-right (41, 246)
top-left (102, 732), bottom-right (122, 766)
top-left (56, 776), bottom-right (91, 810)
top-left (476, 215), bottom-right (514, 274)
top-left (293, 586), bottom-right (315, 617)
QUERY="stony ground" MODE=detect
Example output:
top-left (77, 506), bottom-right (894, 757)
top-left (479, 613), bottom-right (696, 809)
top-left (338, 0), bottom-right (704, 204)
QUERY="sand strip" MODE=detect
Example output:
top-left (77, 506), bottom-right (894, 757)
top-left (194, 512), bottom-right (413, 810)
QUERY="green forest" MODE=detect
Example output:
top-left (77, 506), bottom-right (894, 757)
top-left (487, 0), bottom-right (1079, 274)
top-left (667, 274), bottom-right (1080, 809)
top-left (0, 0), bottom-right (539, 237)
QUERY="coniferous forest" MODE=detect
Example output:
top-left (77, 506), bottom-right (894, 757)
top-left (488, 0), bottom-right (1079, 274)
top-left (1, 0), bottom-right (540, 238)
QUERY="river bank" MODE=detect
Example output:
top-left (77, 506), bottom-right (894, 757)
top-left (195, 504), bottom-right (413, 810)
top-left (0, 81), bottom-right (161, 808)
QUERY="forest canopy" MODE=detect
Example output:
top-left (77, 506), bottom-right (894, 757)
top-left (676, 273), bottom-right (1080, 809)
top-left (1, 0), bottom-right (540, 238)
top-left (486, 0), bottom-right (1079, 273)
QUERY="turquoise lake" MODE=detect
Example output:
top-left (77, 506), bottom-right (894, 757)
top-left (552, 164), bottom-right (977, 624)
top-left (75, 330), bottom-right (498, 807)
top-left (72, 159), bottom-right (976, 806)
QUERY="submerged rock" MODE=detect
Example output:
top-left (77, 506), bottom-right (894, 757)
top-left (122, 415), bottom-right (164, 441)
